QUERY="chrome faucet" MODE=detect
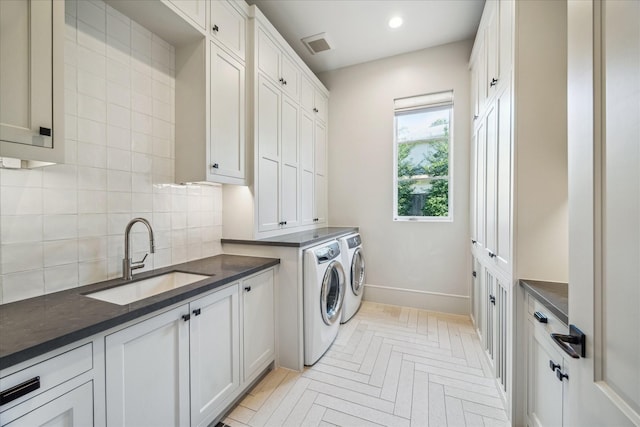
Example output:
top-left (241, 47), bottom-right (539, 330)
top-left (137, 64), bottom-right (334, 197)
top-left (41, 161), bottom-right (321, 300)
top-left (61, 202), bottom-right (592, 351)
top-left (122, 217), bottom-right (155, 280)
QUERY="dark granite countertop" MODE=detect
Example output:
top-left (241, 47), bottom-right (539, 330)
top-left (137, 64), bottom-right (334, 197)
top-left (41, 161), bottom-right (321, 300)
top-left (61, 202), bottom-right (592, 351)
top-left (221, 227), bottom-right (358, 248)
top-left (0, 254), bottom-right (279, 369)
top-left (520, 279), bottom-right (568, 324)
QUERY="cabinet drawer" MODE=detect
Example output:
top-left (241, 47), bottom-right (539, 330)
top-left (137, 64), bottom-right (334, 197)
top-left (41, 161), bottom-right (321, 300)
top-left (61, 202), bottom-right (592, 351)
top-left (0, 343), bottom-right (92, 410)
top-left (527, 295), bottom-right (568, 336)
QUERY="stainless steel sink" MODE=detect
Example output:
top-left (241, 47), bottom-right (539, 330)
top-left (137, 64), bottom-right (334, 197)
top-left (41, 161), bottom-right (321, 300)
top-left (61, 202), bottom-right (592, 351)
top-left (84, 272), bottom-right (210, 305)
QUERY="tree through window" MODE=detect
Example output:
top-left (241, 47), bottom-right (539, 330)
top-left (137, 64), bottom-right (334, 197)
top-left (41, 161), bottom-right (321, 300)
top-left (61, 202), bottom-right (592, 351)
top-left (393, 91), bottom-right (453, 221)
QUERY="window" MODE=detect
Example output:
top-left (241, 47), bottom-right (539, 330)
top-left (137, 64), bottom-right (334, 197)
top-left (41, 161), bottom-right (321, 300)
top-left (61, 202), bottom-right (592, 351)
top-left (393, 91), bottom-right (453, 221)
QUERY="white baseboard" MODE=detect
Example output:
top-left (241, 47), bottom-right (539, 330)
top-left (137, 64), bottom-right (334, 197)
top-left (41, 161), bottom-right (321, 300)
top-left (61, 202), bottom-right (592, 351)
top-left (363, 284), bottom-right (470, 316)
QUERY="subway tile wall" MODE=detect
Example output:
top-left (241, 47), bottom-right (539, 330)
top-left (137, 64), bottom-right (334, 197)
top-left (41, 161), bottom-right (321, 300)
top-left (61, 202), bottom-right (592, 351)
top-left (0, 0), bottom-right (223, 304)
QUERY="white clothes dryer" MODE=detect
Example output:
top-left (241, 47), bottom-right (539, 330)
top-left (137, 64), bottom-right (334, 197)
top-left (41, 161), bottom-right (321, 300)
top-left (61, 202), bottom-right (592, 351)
top-left (303, 240), bottom-right (346, 365)
top-left (338, 233), bottom-right (365, 323)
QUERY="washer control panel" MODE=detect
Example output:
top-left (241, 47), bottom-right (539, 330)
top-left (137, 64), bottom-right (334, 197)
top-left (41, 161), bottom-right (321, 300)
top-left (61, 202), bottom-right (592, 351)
top-left (315, 241), bottom-right (341, 263)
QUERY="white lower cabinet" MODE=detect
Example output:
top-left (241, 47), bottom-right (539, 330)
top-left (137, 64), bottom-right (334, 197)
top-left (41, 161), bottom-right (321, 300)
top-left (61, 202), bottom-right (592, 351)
top-left (190, 285), bottom-right (240, 427)
top-left (105, 287), bottom-right (239, 427)
top-left (105, 305), bottom-right (191, 427)
top-left (471, 260), bottom-right (510, 398)
top-left (104, 268), bottom-right (274, 427)
top-left (3, 382), bottom-right (93, 427)
top-left (0, 343), bottom-right (96, 427)
top-left (242, 269), bottom-right (275, 383)
top-left (525, 295), bottom-right (569, 427)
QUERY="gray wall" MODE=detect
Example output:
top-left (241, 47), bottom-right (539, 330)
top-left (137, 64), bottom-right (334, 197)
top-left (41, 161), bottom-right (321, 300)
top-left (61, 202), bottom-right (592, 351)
top-left (318, 40), bottom-right (473, 314)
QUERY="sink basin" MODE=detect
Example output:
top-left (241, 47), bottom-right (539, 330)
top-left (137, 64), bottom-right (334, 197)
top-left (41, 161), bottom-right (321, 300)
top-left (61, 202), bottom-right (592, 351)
top-left (85, 272), bottom-right (211, 305)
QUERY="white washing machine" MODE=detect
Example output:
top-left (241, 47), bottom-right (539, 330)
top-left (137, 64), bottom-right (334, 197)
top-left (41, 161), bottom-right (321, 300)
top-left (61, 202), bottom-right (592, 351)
top-left (339, 233), bottom-right (365, 323)
top-left (303, 240), bottom-right (346, 365)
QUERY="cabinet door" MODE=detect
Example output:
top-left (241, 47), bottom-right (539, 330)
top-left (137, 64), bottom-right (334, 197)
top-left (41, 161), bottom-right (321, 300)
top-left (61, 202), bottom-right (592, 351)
top-left (300, 111), bottom-right (315, 226)
top-left (314, 89), bottom-right (328, 124)
top-left (483, 269), bottom-right (496, 367)
top-left (470, 61), bottom-right (480, 121)
top-left (527, 322), bottom-right (564, 427)
top-left (257, 28), bottom-right (280, 84)
top-left (209, 41), bottom-right (245, 180)
top-left (471, 257), bottom-right (483, 337)
top-left (167, 0), bottom-right (206, 30)
top-left (484, 104), bottom-right (498, 259)
top-left (210, 0), bottom-right (246, 60)
top-left (485, 3), bottom-right (499, 98)
top-left (495, 86), bottom-right (512, 272)
top-left (3, 381), bottom-right (93, 427)
top-left (280, 55), bottom-right (299, 101)
top-left (280, 96), bottom-right (299, 229)
top-left (257, 77), bottom-right (281, 232)
top-left (314, 122), bottom-right (327, 224)
top-left (0, 0), bottom-right (59, 155)
top-left (190, 285), bottom-right (240, 427)
top-left (242, 270), bottom-right (275, 382)
top-left (498, 0), bottom-right (513, 84)
top-left (475, 119), bottom-right (486, 252)
top-left (105, 306), bottom-right (190, 427)
top-left (300, 77), bottom-right (314, 113)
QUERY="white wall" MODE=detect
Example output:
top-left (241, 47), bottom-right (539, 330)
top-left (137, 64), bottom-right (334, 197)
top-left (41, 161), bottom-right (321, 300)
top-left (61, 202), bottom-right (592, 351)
top-left (318, 40), bottom-right (473, 315)
top-left (0, 0), bottom-right (222, 304)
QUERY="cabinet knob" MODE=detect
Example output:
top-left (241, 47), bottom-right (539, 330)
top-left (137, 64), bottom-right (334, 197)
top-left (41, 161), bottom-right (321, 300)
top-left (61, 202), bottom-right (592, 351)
top-left (244, 286), bottom-right (251, 292)
top-left (182, 314), bottom-right (191, 322)
top-left (192, 308), bottom-right (201, 316)
top-left (490, 78), bottom-right (498, 87)
top-left (283, 80), bottom-right (287, 85)
top-left (549, 360), bottom-right (561, 372)
top-left (473, 115), bottom-right (479, 121)
top-left (212, 25), bottom-right (219, 32)
top-left (211, 163), bottom-right (219, 169)
top-left (489, 295), bottom-right (496, 305)
top-left (556, 370), bottom-right (569, 382)
top-left (39, 127), bottom-right (52, 136)
top-left (488, 252), bottom-right (497, 258)
top-left (472, 271), bottom-right (477, 278)
top-left (471, 239), bottom-right (477, 245)
top-left (313, 107), bottom-right (319, 113)
top-left (279, 78), bottom-right (284, 84)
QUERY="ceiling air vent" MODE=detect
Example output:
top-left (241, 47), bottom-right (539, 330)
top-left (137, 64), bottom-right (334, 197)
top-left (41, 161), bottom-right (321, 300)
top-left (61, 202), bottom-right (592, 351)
top-left (301, 33), bottom-right (332, 55)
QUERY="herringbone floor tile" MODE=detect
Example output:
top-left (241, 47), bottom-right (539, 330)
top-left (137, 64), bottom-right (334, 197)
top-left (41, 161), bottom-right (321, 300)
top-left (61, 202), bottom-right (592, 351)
top-left (225, 302), bottom-right (509, 427)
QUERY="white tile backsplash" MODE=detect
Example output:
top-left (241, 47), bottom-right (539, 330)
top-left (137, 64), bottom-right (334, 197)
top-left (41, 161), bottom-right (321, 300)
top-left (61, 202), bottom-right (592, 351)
top-left (0, 1), bottom-right (223, 304)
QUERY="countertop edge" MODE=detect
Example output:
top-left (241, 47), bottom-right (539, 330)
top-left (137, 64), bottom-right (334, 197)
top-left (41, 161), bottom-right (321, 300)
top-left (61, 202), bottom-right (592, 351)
top-left (519, 279), bottom-right (569, 325)
top-left (0, 256), bottom-right (280, 370)
top-left (222, 227), bottom-right (359, 248)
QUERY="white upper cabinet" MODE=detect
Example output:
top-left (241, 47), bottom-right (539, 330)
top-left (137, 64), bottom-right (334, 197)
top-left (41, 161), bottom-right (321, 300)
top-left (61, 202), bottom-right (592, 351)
top-left (485, 2), bottom-right (499, 99)
top-left (165, 0), bottom-right (206, 30)
top-left (175, 2), bottom-right (248, 186)
top-left (300, 111), bottom-right (316, 226)
top-left (209, 41), bottom-right (246, 182)
top-left (256, 76), bottom-right (300, 232)
top-left (301, 78), bottom-right (328, 123)
top-left (0, 0), bottom-right (64, 166)
top-left (257, 27), bottom-right (299, 101)
top-left (210, 0), bottom-right (246, 60)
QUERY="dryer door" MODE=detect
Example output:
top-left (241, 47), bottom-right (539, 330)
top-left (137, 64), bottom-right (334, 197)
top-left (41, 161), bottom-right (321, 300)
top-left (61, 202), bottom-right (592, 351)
top-left (351, 248), bottom-right (365, 296)
top-left (320, 261), bottom-right (345, 325)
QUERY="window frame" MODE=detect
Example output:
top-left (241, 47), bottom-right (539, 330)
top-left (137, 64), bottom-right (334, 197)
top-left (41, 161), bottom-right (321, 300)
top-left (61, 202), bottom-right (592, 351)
top-left (392, 92), bottom-right (454, 222)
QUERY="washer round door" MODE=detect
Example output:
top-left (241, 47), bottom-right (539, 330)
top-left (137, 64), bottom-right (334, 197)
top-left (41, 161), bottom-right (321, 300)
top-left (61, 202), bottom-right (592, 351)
top-left (320, 261), bottom-right (346, 325)
top-left (350, 248), bottom-right (365, 296)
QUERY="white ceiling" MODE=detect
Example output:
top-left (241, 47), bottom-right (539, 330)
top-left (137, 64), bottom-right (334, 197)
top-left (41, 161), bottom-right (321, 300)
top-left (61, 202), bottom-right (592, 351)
top-left (245, 0), bottom-right (485, 74)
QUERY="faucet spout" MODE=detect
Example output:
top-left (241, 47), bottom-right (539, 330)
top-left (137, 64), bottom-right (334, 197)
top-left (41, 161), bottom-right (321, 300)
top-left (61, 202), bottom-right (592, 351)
top-left (123, 217), bottom-right (155, 280)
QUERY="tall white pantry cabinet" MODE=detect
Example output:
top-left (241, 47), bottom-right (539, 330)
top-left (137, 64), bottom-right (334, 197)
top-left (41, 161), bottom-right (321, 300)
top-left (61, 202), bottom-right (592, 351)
top-left (469, 0), bottom-right (568, 421)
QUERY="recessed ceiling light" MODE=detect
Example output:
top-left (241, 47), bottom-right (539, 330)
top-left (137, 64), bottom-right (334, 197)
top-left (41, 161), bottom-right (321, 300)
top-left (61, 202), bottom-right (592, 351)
top-left (388, 16), bottom-right (403, 29)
